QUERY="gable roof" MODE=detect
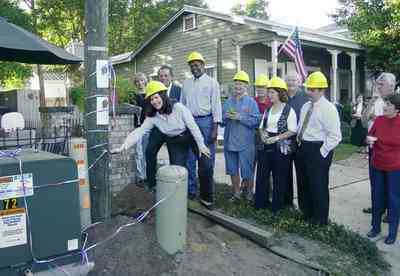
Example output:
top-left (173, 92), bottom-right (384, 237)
top-left (111, 5), bottom-right (363, 65)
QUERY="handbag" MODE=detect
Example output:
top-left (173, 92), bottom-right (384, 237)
top-left (256, 111), bottom-right (269, 150)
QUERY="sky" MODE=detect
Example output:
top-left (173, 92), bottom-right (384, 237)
top-left (206, 0), bottom-right (341, 29)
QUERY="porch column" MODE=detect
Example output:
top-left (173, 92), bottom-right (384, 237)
top-left (271, 40), bottom-right (278, 77)
top-left (236, 45), bottom-right (242, 71)
top-left (327, 49), bottom-right (340, 103)
top-left (347, 52), bottom-right (358, 104)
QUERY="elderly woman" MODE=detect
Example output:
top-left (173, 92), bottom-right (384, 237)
top-left (254, 74), bottom-right (272, 113)
top-left (255, 77), bottom-right (297, 212)
top-left (112, 81), bottom-right (210, 193)
top-left (366, 94), bottom-right (400, 245)
top-left (222, 71), bottom-right (260, 201)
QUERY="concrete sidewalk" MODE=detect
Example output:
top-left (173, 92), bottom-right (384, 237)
top-left (214, 150), bottom-right (398, 275)
top-left (159, 147), bottom-right (398, 274)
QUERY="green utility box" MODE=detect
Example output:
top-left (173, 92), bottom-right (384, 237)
top-left (0, 150), bottom-right (82, 275)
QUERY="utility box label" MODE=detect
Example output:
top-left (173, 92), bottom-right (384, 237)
top-left (0, 174), bottom-right (34, 200)
top-left (0, 208), bottom-right (27, 248)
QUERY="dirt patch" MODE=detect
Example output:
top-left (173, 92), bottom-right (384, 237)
top-left (86, 183), bottom-right (319, 276)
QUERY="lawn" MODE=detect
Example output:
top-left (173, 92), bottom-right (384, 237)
top-left (334, 143), bottom-right (359, 161)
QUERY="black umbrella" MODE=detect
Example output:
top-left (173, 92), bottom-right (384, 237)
top-left (0, 16), bottom-right (82, 65)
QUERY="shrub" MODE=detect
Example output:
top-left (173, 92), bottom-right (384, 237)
top-left (69, 86), bottom-right (85, 111)
top-left (116, 75), bottom-right (136, 104)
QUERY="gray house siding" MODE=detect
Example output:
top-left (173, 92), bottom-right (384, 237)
top-left (115, 13), bottom-right (281, 95)
top-left (113, 8), bottom-right (366, 103)
top-left (132, 14), bottom-right (240, 85)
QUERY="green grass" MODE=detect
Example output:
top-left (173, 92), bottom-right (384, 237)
top-left (215, 184), bottom-right (390, 275)
top-left (334, 143), bottom-right (359, 161)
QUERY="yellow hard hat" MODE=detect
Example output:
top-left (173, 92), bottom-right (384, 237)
top-left (268, 77), bottom-right (288, 91)
top-left (187, 51), bottom-right (205, 64)
top-left (144, 81), bottom-right (167, 99)
top-left (233, 70), bottom-right (250, 83)
top-left (255, 74), bottom-right (269, 87)
top-left (303, 71), bottom-right (328, 89)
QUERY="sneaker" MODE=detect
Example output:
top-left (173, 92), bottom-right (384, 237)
top-left (229, 193), bottom-right (241, 202)
top-left (246, 191), bottom-right (253, 201)
top-left (367, 229), bottom-right (380, 238)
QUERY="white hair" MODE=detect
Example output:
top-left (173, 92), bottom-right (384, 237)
top-left (376, 72), bottom-right (396, 87)
top-left (285, 71), bottom-right (301, 81)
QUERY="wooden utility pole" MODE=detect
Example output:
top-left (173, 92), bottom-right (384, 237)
top-left (84, 0), bottom-right (110, 221)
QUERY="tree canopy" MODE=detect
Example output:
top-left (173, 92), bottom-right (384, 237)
top-left (334, 0), bottom-right (400, 77)
top-left (231, 0), bottom-right (269, 20)
top-left (0, 0), bottom-right (33, 88)
top-left (0, 0), bottom-right (208, 89)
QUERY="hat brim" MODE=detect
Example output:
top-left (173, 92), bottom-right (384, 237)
top-left (144, 89), bottom-right (167, 99)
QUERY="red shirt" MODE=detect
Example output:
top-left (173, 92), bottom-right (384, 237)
top-left (255, 96), bottom-right (272, 113)
top-left (369, 115), bottom-right (400, 171)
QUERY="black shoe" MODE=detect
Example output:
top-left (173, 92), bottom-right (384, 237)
top-left (383, 214), bottom-right (389, 223)
top-left (362, 207), bottom-right (372, 214)
top-left (384, 236), bottom-right (396, 245)
top-left (188, 193), bottom-right (197, 201)
top-left (145, 185), bottom-right (155, 194)
top-left (367, 229), bottom-right (380, 238)
top-left (136, 179), bottom-right (146, 188)
top-left (200, 199), bottom-right (214, 210)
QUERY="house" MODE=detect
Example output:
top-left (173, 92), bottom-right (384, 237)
top-left (111, 5), bottom-right (369, 104)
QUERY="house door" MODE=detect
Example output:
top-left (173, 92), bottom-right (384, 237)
top-left (254, 59), bottom-right (268, 78)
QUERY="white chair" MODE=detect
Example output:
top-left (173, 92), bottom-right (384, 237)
top-left (1, 112), bottom-right (25, 132)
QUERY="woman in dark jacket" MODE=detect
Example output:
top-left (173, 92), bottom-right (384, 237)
top-left (255, 77), bottom-right (297, 212)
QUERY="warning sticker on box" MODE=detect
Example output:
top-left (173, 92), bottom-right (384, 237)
top-left (0, 208), bottom-right (27, 248)
top-left (0, 173), bottom-right (33, 200)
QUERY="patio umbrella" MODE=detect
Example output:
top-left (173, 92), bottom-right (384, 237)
top-left (0, 16), bottom-right (82, 65)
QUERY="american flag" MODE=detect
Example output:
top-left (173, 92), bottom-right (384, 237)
top-left (279, 27), bottom-right (308, 81)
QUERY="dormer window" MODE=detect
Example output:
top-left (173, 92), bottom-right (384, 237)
top-left (183, 14), bottom-right (196, 32)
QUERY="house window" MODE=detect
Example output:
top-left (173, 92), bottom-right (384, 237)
top-left (183, 14), bottom-right (196, 32)
top-left (205, 65), bottom-right (216, 79)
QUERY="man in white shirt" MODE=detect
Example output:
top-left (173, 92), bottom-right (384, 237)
top-left (296, 71), bottom-right (342, 225)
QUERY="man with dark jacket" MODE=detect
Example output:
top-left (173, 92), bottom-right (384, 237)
top-left (285, 72), bottom-right (309, 207)
top-left (158, 65), bottom-right (181, 102)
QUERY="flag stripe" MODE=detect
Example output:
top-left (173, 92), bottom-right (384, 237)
top-left (279, 28), bottom-right (308, 81)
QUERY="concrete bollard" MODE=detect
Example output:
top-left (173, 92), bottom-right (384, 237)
top-left (155, 165), bottom-right (188, 255)
top-left (69, 137), bottom-right (92, 230)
